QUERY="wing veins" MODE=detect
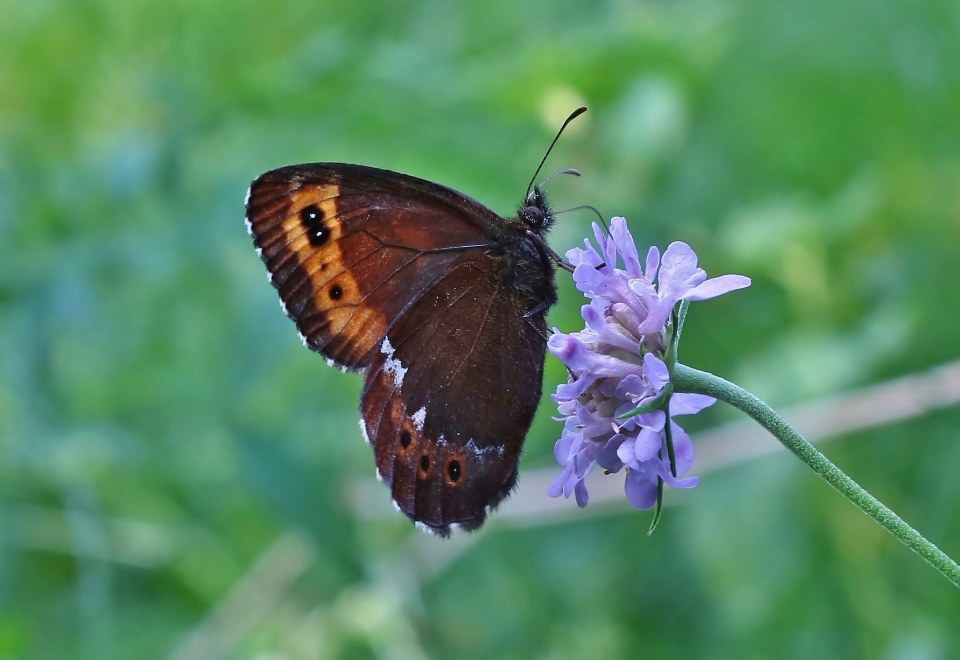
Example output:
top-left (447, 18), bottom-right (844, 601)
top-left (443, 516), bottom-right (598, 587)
top-left (293, 241), bottom-right (460, 329)
top-left (388, 262), bottom-right (486, 355)
top-left (438, 280), bottom-right (501, 392)
top-left (250, 186), bottom-right (426, 218)
top-left (299, 250), bottom-right (427, 343)
top-left (383, 275), bottom-right (487, 509)
top-left (281, 241), bottom-right (383, 320)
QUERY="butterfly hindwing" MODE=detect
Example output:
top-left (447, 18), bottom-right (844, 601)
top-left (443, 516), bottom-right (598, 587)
top-left (246, 163), bottom-right (557, 535)
top-left (361, 251), bottom-right (548, 533)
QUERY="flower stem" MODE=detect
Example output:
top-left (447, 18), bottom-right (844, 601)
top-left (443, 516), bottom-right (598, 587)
top-left (672, 363), bottom-right (960, 589)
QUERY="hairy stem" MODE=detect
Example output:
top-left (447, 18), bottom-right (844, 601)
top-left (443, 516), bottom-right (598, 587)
top-left (673, 363), bottom-right (960, 589)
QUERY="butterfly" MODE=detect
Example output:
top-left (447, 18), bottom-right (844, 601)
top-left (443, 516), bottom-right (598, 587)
top-left (244, 109), bottom-right (584, 535)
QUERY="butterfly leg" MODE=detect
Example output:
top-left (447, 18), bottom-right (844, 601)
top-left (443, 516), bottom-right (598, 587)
top-left (523, 315), bottom-right (551, 342)
top-left (522, 299), bottom-right (552, 319)
top-left (525, 230), bottom-right (575, 273)
top-left (521, 302), bottom-right (553, 345)
top-left (521, 314), bottom-right (575, 382)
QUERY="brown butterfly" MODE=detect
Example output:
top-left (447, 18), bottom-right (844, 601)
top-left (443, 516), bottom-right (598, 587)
top-left (244, 109), bottom-right (584, 535)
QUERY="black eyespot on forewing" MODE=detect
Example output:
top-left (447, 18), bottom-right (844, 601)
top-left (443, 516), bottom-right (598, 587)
top-left (300, 204), bottom-right (329, 246)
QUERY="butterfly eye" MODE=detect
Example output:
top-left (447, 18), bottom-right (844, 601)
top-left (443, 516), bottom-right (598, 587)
top-left (519, 204), bottom-right (546, 230)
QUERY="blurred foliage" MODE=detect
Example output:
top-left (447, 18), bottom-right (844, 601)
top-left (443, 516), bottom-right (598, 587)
top-left (2, 0), bottom-right (960, 658)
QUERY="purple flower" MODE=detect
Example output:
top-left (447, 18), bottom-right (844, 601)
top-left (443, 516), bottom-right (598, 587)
top-left (549, 218), bottom-right (750, 511)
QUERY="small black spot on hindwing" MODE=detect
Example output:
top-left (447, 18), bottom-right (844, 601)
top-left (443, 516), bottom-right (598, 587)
top-left (420, 455), bottom-right (430, 473)
top-left (329, 283), bottom-right (343, 300)
top-left (400, 430), bottom-right (412, 448)
top-left (447, 460), bottom-right (461, 482)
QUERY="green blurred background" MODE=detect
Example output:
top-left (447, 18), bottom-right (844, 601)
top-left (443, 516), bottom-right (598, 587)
top-left (2, 0), bottom-right (959, 658)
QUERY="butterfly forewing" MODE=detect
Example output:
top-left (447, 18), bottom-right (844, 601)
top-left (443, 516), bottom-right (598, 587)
top-left (245, 163), bottom-right (556, 535)
top-left (246, 164), bottom-right (500, 369)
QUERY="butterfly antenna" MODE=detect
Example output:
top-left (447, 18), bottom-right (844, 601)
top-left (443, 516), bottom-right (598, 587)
top-left (525, 107), bottom-right (588, 201)
top-left (554, 203), bottom-right (607, 228)
top-left (539, 167), bottom-right (581, 189)
top-left (554, 204), bottom-right (611, 270)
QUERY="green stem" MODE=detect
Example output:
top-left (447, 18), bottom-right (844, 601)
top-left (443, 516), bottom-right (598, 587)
top-left (672, 363), bottom-right (960, 589)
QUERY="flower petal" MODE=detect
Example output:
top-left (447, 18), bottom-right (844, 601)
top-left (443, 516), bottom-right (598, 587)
top-left (574, 479), bottom-right (590, 507)
top-left (684, 274), bottom-right (752, 301)
top-left (616, 438), bottom-right (636, 467)
top-left (614, 374), bottom-right (648, 402)
top-left (668, 422), bottom-right (697, 475)
top-left (553, 430), bottom-right (578, 463)
top-left (548, 464), bottom-right (574, 497)
top-left (571, 263), bottom-right (610, 298)
top-left (633, 427), bottom-right (662, 462)
top-left (596, 435), bottom-right (626, 472)
top-left (670, 393), bottom-right (716, 416)
top-left (566, 241), bottom-right (603, 269)
top-left (624, 469), bottom-right (658, 509)
top-left (634, 300), bottom-right (673, 336)
top-left (644, 245), bottom-right (660, 281)
top-left (658, 242), bottom-right (705, 294)
top-left (642, 353), bottom-right (670, 392)
top-left (637, 409), bottom-right (666, 432)
top-left (555, 373), bottom-right (592, 401)
top-left (610, 217), bottom-right (643, 277)
top-left (659, 469), bottom-right (700, 489)
top-left (583, 302), bottom-right (641, 353)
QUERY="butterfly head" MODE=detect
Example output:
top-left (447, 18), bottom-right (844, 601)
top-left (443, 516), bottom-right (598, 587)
top-left (518, 185), bottom-right (555, 234)
top-left (518, 106), bottom-right (586, 237)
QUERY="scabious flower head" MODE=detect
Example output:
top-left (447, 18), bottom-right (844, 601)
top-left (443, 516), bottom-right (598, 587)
top-left (548, 217), bottom-right (751, 512)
